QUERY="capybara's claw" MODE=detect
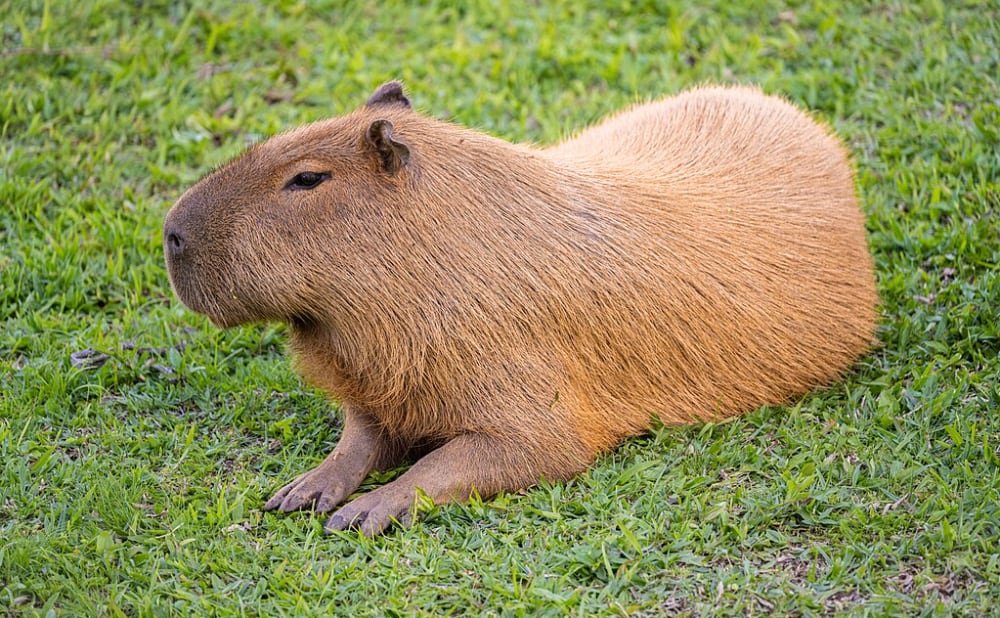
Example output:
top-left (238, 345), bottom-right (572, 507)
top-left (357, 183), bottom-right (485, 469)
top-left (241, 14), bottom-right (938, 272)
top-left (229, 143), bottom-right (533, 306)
top-left (324, 486), bottom-right (414, 537)
top-left (263, 470), bottom-right (349, 513)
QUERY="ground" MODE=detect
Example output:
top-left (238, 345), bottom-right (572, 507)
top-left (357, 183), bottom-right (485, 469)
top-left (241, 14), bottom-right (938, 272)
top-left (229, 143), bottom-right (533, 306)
top-left (1, 1), bottom-right (999, 616)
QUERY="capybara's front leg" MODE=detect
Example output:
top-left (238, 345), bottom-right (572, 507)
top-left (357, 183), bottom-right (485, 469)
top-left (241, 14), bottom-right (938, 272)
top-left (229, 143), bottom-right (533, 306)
top-left (324, 431), bottom-right (590, 536)
top-left (263, 406), bottom-right (406, 513)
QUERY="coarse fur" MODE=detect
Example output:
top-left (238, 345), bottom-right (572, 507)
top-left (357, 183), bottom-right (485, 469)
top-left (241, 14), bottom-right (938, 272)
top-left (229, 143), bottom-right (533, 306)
top-left (163, 81), bottom-right (878, 535)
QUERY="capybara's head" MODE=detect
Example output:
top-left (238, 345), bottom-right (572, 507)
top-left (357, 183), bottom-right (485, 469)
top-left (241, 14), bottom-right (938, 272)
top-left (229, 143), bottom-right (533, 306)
top-left (163, 82), bottom-right (416, 327)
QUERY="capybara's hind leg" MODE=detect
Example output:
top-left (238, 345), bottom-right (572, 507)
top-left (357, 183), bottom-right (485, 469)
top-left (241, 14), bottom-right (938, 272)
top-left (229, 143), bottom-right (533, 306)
top-left (263, 406), bottom-right (406, 513)
top-left (324, 430), bottom-right (590, 536)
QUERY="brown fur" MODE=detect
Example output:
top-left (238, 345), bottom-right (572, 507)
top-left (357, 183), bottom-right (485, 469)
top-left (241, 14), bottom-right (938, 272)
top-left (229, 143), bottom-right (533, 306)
top-left (163, 82), bottom-right (878, 535)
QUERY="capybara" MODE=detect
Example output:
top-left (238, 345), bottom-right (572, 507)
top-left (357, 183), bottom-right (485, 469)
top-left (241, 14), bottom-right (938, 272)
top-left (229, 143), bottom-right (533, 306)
top-left (163, 81), bottom-right (878, 535)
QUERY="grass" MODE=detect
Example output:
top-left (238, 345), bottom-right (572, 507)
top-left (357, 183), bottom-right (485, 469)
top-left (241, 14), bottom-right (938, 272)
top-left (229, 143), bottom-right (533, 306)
top-left (1, 0), bottom-right (998, 615)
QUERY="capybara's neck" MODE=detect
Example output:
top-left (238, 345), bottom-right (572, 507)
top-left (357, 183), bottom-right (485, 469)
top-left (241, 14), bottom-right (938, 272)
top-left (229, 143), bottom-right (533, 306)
top-left (282, 117), bottom-right (616, 416)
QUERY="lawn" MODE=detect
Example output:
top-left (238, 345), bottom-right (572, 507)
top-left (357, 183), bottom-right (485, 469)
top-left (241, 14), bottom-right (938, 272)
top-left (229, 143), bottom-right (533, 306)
top-left (2, 0), bottom-right (999, 616)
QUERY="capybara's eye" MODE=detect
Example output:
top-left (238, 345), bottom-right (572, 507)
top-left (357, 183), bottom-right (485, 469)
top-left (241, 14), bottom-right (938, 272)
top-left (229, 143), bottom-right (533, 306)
top-left (285, 171), bottom-right (330, 191)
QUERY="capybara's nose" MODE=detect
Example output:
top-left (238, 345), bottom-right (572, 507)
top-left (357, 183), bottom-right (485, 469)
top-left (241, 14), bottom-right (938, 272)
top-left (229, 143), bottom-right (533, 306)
top-left (164, 223), bottom-right (186, 257)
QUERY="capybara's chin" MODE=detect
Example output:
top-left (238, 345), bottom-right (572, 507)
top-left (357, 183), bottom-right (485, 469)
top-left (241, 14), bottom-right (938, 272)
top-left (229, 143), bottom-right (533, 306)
top-left (170, 278), bottom-right (266, 329)
top-left (163, 260), bottom-right (237, 326)
top-left (163, 80), bottom-right (878, 536)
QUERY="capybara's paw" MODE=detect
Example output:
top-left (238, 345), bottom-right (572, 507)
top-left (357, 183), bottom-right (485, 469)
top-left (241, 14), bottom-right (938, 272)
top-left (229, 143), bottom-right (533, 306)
top-left (323, 485), bottom-right (416, 537)
top-left (263, 467), bottom-right (351, 513)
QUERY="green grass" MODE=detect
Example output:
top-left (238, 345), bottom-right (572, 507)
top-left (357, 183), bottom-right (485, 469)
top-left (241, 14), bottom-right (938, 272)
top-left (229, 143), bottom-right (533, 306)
top-left (2, 0), bottom-right (998, 615)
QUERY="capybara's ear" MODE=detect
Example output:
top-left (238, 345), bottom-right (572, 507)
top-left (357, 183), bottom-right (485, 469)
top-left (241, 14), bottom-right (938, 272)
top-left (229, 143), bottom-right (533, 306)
top-left (365, 119), bottom-right (410, 175)
top-left (366, 81), bottom-right (411, 109)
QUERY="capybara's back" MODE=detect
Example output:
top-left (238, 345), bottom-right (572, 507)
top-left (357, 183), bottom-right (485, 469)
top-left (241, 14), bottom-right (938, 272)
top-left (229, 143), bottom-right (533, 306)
top-left (540, 86), bottom-right (878, 451)
top-left (164, 82), bottom-right (878, 535)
